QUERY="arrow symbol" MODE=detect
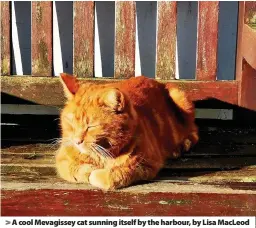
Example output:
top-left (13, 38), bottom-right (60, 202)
top-left (5, 220), bottom-right (11, 225)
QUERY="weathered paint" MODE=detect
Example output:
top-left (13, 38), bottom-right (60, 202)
top-left (1, 1), bottom-right (11, 76)
top-left (1, 189), bottom-right (256, 216)
top-left (242, 25), bottom-right (256, 70)
top-left (73, 2), bottom-right (94, 78)
top-left (166, 80), bottom-right (238, 105)
top-left (1, 76), bottom-right (65, 106)
top-left (235, 2), bottom-right (256, 112)
top-left (244, 1), bottom-right (256, 29)
top-left (114, 2), bottom-right (135, 78)
top-left (156, 2), bottom-right (177, 80)
top-left (196, 2), bottom-right (219, 81)
top-left (31, 2), bottom-right (53, 76)
top-left (1, 76), bottom-right (238, 106)
top-left (238, 59), bottom-right (256, 111)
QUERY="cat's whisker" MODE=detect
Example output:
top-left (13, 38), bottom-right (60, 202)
top-left (91, 144), bottom-right (107, 159)
top-left (93, 145), bottom-right (109, 159)
top-left (92, 143), bottom-right (114, 159)
top-left (50, 137), bottom-right (73, 149)
top-left (96, 143), bottom-right (112, 154)
top-left (84, 141), bottom-right (97, 145)
top-left (95, 144), bottom-right (114, 159)
top-left (48, 138), bottom-right (63, 147)
top-left (94, 144), bottom-right (109, 156)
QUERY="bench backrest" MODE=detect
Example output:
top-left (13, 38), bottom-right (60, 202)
top-left (1, 1), bottom-right (256, 110)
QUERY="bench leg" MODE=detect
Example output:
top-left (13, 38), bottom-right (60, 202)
top-left (234, 60), bottom-right (256, 125)
top-left (238, 60), bottom-right (256, 111)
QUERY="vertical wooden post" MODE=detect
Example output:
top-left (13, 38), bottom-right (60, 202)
top-left (237, 2), bottom-right (256, 110)
top-left (156, 1), bottom-right (177, 80)
top-left (196, 2), bottom-right (219, 81)
top-left (114, 1), bottom-right (136, 79)
top-left (1, 1), bottom-right (11, 76)
top-left (234, 2), bottom-right (256, 124)
top-left (73, 2), bottom-right (94, 78)
top-left (31, 1), bottom-right (53, 76)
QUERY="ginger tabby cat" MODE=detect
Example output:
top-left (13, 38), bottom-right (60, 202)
top-left (56, 73), bottom-right (198, 190)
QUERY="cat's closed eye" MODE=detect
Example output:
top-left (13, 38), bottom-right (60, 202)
top-left (87, 124), bottom-right (101, 129)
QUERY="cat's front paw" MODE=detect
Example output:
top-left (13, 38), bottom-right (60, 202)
top-left (89, 169), bottom-right (112, 190)
top-left (74, 164), bottom-right (95, 183)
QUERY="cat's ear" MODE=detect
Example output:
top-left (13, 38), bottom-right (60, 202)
top-left (60, 73), bottom-right (79, 100)
top-left (102, 88), bottom-right (126, 112)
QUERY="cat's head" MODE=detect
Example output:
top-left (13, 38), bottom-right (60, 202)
top-left (59, 73), bottom-right (138, 158)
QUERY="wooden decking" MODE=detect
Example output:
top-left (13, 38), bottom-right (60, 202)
top-left (1, 121), bottom-right (256, 216)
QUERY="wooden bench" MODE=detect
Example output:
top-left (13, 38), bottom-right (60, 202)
top-left (1, 1), bottom-right (256, 216)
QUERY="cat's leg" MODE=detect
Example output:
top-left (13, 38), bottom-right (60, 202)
top-left (167, 86), bottom-right (199, 152)
top-left (89, 164), bottom-right (159, 190)
top-left (56, 159), bottom-right (96, 183)
top-left (183, 138), bottom-right (192, 152)
top-left (56, 147), bottom-right (97, 183)
top-left (183, 130), bottom-right (199, 152)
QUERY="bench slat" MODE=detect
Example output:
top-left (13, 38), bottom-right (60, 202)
top-left (2, 144), bottom-right (256, 157)
top-left (156, 1), bottom-right (177, 80)
top-left (2, 189), bottom-right (255, 216)
top-left (2, 164), bottom-right (256, 184)
top-left (114, 2), bottom-right (136, 78)
top-left (73, 2), bottom-right (94, 78)
top-left (3, 141), bottom-right (256, 170)
top-left (31, 2), bottom-right (53, 76)
top-left (2, 154), bottom-right (256, 170)
top-left (1, 1), bottom-right (11, 76)
top-left (1, 76), bottom-right (239, 106)
top-left (196, 2), bottom-right (219, 81)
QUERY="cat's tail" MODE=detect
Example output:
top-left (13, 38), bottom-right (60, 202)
top-left (166, 85), bottom-right (194, 115)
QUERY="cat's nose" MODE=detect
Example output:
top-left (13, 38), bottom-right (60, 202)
top-left (75, 138), bottom-right (84, 145)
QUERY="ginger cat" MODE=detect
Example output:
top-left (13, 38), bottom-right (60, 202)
top-left (56, 73), bottom-right (198, 190)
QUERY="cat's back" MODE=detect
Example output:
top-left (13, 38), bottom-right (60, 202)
top-left (118, 76), bottom-right (194, 154)
top-left (118, 76), bottom-right (167, 108)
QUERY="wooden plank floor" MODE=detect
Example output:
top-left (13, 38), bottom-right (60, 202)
top-left (1, 123), bottom-right (256, 216)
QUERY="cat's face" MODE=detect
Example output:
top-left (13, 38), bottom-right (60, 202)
top-left (60, 73), bottom-right (137, 158)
